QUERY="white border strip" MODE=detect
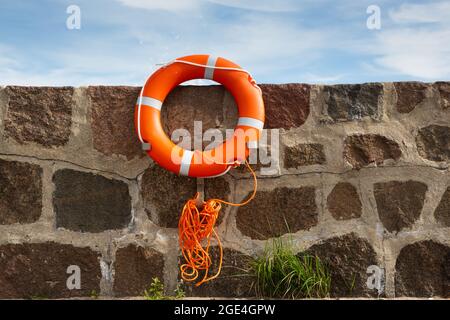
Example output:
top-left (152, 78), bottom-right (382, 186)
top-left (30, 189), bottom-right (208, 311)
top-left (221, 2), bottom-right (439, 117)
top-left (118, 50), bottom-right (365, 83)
top-left (136, 96), bottom-right (163, 111)
top-left (204, 55), bottom-right (218, 80)
top-left (237, 117), bottom-right (264, 130)
top-left (179, 150), bottom-right (194, 176)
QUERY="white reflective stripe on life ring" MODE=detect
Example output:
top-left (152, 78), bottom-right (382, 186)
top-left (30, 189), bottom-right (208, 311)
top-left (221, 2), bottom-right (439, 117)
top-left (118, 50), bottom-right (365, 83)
top-left (204, 55), bottom-right (218, 80)
top-left (179, 150), bottom-right (194, 176)
top-left (137, 96), bottom-right (163, 111)
top-left (237, 117), bottom-right (264, 130)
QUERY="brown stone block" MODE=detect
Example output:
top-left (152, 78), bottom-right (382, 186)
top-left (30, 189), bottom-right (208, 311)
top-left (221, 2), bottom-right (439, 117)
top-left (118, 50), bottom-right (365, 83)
top-left (4, 86), bottom-right (73, 147)
top-left (260, 83), bottom-right (310, 129)
top-left (181, 247), bottom-right (254, 298)
top-left (0, 159), bottom-right (42, 225)
top-left (374, 180), bottom-right (428, 233)
top-left (141, 164), bottom-right (196, 228)
top-left (434, 187), bottom-right (450, 227)
top-left (394, 82), bottom-right (428, 113)
top-left (236, 186), bottom-right (318, 240)
top-left (322, 83), bottom-right (382, 122)
top-left (305, 233), bottom-right (379, 297)
top-left (395, 240), bottom-right (450, 297)
top-left (113, 244), bottom-right (164, 297)
top-left (53, 169), bottom-right (132, 233)
top-left (344, 134), bottom-right (401, 169)
top-left (327, 182), bottom-right (362, 220)
top-left (88, 86), bottom-right (143, 160)
top-left (284, 143), bottom-right (326, 168)
top-left (0, 242), bottom-right (101, 299)
top-left (416, 125), bottom-right (450, 162)
top-left (434, 81), bottom-right (450, 109)
top-left (161, 86), bottom-right (229, 144)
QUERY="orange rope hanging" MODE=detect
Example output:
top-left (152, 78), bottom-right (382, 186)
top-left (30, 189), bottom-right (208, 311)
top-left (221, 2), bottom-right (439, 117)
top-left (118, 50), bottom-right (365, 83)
top-left (178, 160), bottom-right (257, 286)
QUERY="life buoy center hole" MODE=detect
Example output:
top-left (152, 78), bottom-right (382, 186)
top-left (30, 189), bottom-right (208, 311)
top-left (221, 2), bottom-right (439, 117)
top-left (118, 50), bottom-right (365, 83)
top-left (161, 81), bottom-right (239, 152)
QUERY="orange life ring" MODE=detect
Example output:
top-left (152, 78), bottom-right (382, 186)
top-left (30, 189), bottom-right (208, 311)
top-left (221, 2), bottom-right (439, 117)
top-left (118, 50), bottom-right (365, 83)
top-left (135, 54), bottom-right (265, 178)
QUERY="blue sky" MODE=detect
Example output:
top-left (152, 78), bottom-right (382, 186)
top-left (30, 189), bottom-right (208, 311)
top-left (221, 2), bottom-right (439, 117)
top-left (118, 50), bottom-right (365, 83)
top-left (0, 0), bottom-right (449, 85)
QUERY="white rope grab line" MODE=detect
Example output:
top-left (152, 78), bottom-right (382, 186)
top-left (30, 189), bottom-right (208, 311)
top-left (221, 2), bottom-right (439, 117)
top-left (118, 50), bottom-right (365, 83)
top-left (136, 73), bottom-right (153, 143)
top-left (137, 59), bottom-right (262, 144)
top-left (172, 59), bottom-right (252, 74)
top-left (160, 59), bottom-right (262, 93)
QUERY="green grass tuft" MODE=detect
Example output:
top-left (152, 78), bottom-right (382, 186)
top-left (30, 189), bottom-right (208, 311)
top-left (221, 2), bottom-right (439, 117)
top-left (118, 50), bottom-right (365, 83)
top-left (143, 277), bottom-right (185, 300)
top-left (251, 238), bottom-right (331, 299)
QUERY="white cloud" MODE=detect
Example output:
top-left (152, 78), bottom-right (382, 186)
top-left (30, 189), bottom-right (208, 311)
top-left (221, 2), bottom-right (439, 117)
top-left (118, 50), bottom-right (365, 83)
top-left (338, 1), bottom-right (450, 80)
top-left (122, 11), bottom-right (330, 81)
top-left (389, 2), bottom-right (450, 24)
top-left (0, 39), bottom-right (154, 86)
top-left (301, 72), bottom-right (344, 84)
top-left (117, 0), bottom-right (304, 12)
top-left (211, 15), bottom-right (326, 66)
top-left (116, 0), bottom-right (199, 12)
top-left (0, 45), bottom-right (20, 70)
top-left (207, 0), bottom-right (302, 12)
top-left (6, 0), bottom-right (447, 85)
top-left (372, 28), bottom-right (450, 79)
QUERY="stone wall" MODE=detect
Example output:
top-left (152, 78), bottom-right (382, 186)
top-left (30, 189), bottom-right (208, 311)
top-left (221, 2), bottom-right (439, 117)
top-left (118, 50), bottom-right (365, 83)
top-left (0, 82), bottom-right (449, 299)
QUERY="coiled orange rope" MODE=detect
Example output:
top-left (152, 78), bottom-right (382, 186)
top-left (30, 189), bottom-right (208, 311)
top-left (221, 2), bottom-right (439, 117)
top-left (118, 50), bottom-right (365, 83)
top-left (179, 160), bottom-right (257, 286)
